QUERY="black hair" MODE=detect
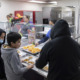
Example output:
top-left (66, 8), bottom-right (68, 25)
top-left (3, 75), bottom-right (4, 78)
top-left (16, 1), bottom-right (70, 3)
top-left (9, 13), bottom-right (13, 17)
top-left (0, 29), bottom-right (6, 36)
top-left (7, 15), bottom-right (11, 18)
top-left (9, 13), bottom-right (13, 16)
top-left (7, 32), bottom-right (21, 46)
top-left (0, 29), bottom-right (6, 44)
top-left (49, 19), bottom-right (57, 24)
top-left (25, 15), bottom-right (30, 20)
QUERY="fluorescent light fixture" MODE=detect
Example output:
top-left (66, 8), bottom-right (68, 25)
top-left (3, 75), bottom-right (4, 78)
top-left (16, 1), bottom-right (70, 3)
top-left (49, 1), bottom-right (57, 4)
top-left (28, 0), bottom-right (46, 3)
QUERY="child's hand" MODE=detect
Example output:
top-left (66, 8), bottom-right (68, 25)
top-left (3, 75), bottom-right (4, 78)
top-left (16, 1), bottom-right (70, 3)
top-left (27, 64), bottom-right (34, 69)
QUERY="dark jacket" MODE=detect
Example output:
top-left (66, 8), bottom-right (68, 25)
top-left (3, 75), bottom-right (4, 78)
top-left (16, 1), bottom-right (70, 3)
top-left (0, 29), bottom-right (6, 79)
top-left (0, 44), bottom-right (6, 79)
top-left (36, 20), bottom-right (80, 80)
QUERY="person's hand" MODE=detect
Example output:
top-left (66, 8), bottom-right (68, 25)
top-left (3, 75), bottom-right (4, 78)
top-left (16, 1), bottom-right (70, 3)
top-left (27, 64), bottom-right (34, 69)
top-left (35, 42), bottom-right (39, 46)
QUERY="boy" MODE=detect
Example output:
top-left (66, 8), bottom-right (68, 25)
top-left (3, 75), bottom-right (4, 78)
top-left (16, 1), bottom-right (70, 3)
top-left (1, 32), bottom-right (33, 80)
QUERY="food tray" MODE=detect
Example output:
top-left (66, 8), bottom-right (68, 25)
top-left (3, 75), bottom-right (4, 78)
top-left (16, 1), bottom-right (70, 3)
top-left (21, 55), bottom-right (37, 65)
top-left (43, 64), bottom-right (48, 72)
top-left (21, 44), bottom-right (41, 55)
top-left (21, 54), bottom-right (48, 72)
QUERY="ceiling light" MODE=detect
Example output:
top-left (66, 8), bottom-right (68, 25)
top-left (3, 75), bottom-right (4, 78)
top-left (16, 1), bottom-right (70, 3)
top-left (28, 0), bottom-right (46, 3)
top-left (49, 1), bottom-right (57, 4)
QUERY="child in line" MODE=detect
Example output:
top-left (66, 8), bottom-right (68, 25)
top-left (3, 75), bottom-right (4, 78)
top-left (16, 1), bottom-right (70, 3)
top-left (1, 32), bottom-right (34, 80)
top-left (0, 29), bottom-right (6, 79)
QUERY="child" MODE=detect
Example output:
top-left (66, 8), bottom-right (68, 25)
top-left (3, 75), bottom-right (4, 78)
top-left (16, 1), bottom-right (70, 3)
top-left (1, 32), bottom-right (34, 80)
top-left (0, 29), bottom-right (6, 79)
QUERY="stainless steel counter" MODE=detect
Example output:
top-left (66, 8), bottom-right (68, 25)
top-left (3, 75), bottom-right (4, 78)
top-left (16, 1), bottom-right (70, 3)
top-left (20, 34), bottom-right (80, 78)
top-left (19, 37), bottom-right (48, 78)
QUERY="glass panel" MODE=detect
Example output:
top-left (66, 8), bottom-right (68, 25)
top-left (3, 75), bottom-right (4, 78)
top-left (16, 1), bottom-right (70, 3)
top-left (0, 22), bottom-right (77, 44)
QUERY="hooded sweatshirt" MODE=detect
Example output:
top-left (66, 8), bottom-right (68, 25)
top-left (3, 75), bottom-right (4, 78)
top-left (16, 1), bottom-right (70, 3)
top-left (1, 45), bottom-right (28, 80)
top-left (36, 19), bottom-right (80, 80)
top-left (0, 29), bottom-right (6, 79)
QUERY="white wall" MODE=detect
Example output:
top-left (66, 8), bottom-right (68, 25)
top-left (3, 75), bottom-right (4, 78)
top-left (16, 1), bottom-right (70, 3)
top-left (0, 0), bottom-right (45, 22)
top-left (0, 0), bottom-right (80, 34)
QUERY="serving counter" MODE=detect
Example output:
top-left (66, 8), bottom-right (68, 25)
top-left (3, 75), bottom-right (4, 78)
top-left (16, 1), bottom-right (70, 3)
top-left (3, 22), bottom-right (77, 80)
top-left (18, 37), bottom-right (48, 80)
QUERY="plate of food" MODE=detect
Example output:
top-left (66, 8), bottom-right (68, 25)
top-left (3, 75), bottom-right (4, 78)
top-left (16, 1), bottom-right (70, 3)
top-left (22, 44), bottom-right (41, 55)
top-left (43, 65), bottom-right (49, 72)
top-left (21, 55), bottom-right (37, 65)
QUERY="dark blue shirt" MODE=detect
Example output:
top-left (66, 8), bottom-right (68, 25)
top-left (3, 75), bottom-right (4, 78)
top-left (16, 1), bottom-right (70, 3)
top-left (38, 29), bottom-right (51, 44)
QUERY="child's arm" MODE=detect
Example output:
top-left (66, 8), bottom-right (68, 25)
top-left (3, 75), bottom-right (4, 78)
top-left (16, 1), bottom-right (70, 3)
top-left (10, 52), bottom-right (33, 75)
